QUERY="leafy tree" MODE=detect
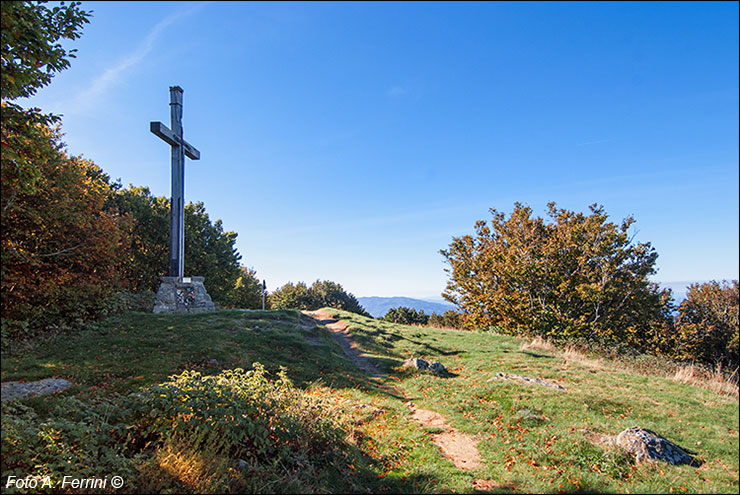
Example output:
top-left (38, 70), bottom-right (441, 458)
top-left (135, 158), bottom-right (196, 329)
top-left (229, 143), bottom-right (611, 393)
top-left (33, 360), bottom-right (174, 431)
top-left (383, 307), bottom-right (429, 325)
top-left (429, 310), bottom-right (463, 329)
top-left (1, 124), bottom-right (128, 335)
top-left (2, 1), bottom-right (91, 198)
top-left (674, 280), bottom-right (739, 368)
top-left (309, 280), bottom-right (369, 316)
top-left (183, 201), bottom-right (242, 303)
top-left (269, 280), bottom-right (370, 316)
top-left (109, 186), bottom-right (242, 304)
top-left (441, 202), bottom-right (673, 350)
top-left (106, 186), bottom-right (169, 293)
top-left (268, 282), bottom-right (313, 311)
top-left (1, 1), bottom-right (90, 102)
top-left (224, 266), bottom-right (266, 309)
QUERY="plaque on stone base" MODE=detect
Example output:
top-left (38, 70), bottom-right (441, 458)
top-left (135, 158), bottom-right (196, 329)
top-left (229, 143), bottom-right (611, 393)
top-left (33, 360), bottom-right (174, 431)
top-left (153, 276), bottom-right (215, 314)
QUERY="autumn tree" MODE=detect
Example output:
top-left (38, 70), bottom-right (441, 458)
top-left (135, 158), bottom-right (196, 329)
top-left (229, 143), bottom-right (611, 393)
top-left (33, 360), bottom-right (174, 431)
top-left (1, 1), bottom-right (131, 337)
top-left (674, 280), bottom-right (739, 368)
top-left (1, 124), bottom-right (128, 336)
top-left (441, 202), bottom-right (673, 350)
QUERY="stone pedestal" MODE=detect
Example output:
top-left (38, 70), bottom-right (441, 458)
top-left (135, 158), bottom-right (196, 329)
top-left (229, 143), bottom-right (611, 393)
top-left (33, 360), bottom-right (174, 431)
top-left (153, 276), bottom-right (215, 314)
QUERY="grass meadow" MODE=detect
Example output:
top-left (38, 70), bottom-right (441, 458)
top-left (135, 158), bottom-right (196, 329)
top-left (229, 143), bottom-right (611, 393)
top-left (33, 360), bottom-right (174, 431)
top-left (1, 309), bottom-right (738, 493)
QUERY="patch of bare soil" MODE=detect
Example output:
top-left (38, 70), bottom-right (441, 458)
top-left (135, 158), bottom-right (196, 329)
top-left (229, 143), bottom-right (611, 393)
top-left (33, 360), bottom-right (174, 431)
top-left (407, 403), bottom-right (484, 470)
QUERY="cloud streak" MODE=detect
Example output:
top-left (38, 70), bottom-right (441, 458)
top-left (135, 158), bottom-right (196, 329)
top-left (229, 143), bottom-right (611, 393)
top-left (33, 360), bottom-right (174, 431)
top-left (67, 2), bottom-right (209, 113)
top-left (575, 138), bottom-right (614, 147)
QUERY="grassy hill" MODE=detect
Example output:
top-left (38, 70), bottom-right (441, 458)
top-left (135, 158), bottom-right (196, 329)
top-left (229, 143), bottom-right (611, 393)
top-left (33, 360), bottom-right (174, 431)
top-left (1, 309), bottom-right (738, 493)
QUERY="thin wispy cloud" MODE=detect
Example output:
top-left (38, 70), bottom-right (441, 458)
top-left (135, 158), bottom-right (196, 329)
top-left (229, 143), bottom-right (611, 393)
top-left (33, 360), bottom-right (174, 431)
top-left (67, 2), bottom-right (209, 113)
top-left (387, 86), bottom-right (408, 97)
top-left (575, 138), bottom-right (614, 147)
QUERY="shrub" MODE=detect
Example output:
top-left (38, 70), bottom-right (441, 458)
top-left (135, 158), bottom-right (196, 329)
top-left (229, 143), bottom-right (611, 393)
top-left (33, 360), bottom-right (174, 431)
top-left (99, 290), bottom-right (156, 315)
top-left (133, 364), bottom-right (344, 463)
top-left (1, 364), bottom-right (351, 493)
top-left (1, 399), bottom-right (138, 493)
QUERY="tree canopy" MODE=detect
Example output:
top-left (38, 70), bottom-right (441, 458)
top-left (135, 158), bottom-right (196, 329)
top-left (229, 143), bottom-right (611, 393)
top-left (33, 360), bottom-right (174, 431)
top-left (1, 0), bottom-right (91, 102)
top-left (441, 202), bottom-right (673, 351)
top-left (269, 280), bottom-right (370, 316)
top-left (108, 186), bottom-right (243, 304)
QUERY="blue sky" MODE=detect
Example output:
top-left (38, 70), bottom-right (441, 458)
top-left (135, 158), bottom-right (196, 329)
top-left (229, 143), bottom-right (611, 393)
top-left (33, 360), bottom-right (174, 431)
top-left (21, 1), bottom-right (739, 300)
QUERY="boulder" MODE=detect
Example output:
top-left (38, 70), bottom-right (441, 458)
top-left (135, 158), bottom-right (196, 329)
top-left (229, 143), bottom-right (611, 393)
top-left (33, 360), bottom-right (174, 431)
top-left (614, 427), bottom-right (700, 466)
top-left (403, 358), bottom-right (447, 376)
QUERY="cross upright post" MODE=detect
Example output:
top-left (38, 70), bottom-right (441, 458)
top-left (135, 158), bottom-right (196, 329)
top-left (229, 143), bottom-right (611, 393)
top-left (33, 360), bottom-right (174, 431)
top-left (150, 86), bottom-right (214, 314)
top-left (150, 85), bottom-right (200, 279)
top-left (169, 86), bottom-right (185, 279)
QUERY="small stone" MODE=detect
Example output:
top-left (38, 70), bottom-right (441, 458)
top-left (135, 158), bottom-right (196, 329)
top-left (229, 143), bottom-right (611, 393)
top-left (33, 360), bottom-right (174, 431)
top-left (208, 359), bottom-right (218, 366)
top-left (403, 357), bottom-right (429, 371)
top-left (237, 459), bottom-right (247, 469)
top-left (429, 361), bottom-right (447, 376)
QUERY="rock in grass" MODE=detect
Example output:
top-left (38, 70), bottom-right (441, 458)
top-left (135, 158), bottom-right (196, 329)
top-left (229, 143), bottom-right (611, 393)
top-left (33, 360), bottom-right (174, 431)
top-left (1, 378), bottom-right (73, 401)
top-left (492, 371), bottom-right (564, 390)
top-left (615, 427), bottom-right (700, 466)
top-left (403, 358), bottom-right (447, 376)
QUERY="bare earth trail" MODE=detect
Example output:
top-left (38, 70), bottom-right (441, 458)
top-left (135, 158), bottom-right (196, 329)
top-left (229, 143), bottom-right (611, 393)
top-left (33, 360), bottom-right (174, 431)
top-left (305, 310), bottom-right (491, 477)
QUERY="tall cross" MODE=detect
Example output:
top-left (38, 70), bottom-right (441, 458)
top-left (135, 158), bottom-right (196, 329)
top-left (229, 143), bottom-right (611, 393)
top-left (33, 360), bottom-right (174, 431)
top-left (150, 86), bottom-right (200, 279)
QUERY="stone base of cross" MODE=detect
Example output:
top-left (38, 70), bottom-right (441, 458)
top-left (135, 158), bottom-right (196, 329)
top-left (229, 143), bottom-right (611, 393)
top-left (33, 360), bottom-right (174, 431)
top-left (153, 277), bottom-right (215, 314)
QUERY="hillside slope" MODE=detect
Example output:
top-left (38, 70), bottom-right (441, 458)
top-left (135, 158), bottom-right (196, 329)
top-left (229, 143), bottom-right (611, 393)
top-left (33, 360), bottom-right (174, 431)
top-left (1, 309), bottom-right (738, 493)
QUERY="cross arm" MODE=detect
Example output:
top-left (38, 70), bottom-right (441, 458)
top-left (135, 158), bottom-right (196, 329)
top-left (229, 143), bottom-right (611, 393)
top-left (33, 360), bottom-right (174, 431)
top-left (150, 121), bottom-right (201, 160)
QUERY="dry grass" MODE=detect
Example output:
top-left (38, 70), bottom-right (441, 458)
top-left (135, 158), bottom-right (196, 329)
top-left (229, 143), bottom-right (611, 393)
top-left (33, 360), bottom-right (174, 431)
top-left (138, 444), bottom-right (232, 494)
top-left (672, 363), bottom-right (739, 398)
top-left (520, 336), bottom-right (739, 398)
top-left (521, 336), bottom-right (607, 370)
top-left (519, 335), bottom-right (557, 353)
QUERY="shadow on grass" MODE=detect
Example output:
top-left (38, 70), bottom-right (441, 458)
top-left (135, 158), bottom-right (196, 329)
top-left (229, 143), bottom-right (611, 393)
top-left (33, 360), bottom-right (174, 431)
top-left (518, 350), bottom-right (556, 359)
top-left (361, 325), bottom-right (467, 358)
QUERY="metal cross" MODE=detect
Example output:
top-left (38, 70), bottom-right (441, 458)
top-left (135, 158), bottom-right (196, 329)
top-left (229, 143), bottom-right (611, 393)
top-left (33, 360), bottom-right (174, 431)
top-left (150, 86), bottom-right (200, 279)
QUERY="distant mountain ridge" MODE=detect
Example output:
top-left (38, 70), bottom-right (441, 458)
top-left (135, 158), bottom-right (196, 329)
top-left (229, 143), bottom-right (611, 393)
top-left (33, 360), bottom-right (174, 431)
top-left (357, 297), bottom-right (455, 318)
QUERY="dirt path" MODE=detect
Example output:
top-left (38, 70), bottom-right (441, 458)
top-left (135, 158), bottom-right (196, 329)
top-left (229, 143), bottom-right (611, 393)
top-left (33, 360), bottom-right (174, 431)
top-left (305, 310), bottom-right (489, 474)
top-left (307, 310), bottom-right (383, 377)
